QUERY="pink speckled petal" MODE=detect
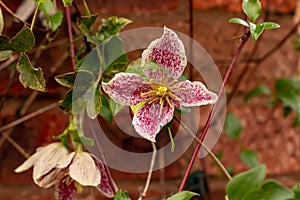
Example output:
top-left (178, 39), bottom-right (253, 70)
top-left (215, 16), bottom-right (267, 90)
top-left (132, 102), bottom-right (174, 142)
top-left (142, 68), bottom-right (174, 85)
top-left (55, 177), bottom-right (77, 200)
top-left (142, 27), bottom-right (187, 80)
top-left (92, 156), bottom-right (118, 198)
top-left (102, 73), bottom-right (151, 106)
top-left (173, 81), bottom-right (218, 107)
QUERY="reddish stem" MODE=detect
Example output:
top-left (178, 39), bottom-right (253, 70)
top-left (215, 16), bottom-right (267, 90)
top-left (178, 31), bottom-right (250, 192)
top-left (66, 5), bottom-right (76, 69)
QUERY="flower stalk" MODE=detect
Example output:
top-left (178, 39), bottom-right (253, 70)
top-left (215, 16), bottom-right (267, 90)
top-left (178, 31), bottom-right (251, 192)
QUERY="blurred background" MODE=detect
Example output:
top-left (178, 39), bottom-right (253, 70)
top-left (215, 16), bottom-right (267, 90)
top-left (0, 0), bottom-right (299, 199)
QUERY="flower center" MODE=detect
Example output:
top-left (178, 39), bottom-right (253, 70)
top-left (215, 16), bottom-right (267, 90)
top-left (156, 86), bottom-right (168, 97)
top-left (59, 169), bottom-right (74, 186)
top-left (141, 84), bottom-right (180, 108)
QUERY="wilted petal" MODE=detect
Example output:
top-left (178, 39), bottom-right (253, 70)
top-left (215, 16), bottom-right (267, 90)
top-left (33, 143), bottom-right (69, 183)
top-left (102, 73), bottom-right (151, 106)
top-left (69, 152), bottom-right (101, 186)
top-left (55, 178), bottom-right (77, 200)
top-left (92, 156), bottom-right (117, 198)
top-left (173, 81), bottom-right (218, 107)
top-left (15, 151), bottom-right (40, 173)
top-left (36, 168), bottom-right (62, 188)
top-left (142, 26), bottom-right (187, 80)
top-left (133, 103), bottom-right (174, 142)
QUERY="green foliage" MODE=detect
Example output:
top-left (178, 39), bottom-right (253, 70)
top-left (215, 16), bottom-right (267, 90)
top-left (55, 70), bottom-right (95, 88)
top-left (16, 53), bottom-right (46, 91)
top-left (10, 26), bottom-right (35, 52)
top-left (225, 112), bottom-right (243, 139)
top-left (240, 149), bottom-right (260, 167)
top-left (0, 50), bottom-right (13, 61)
top-left (39, 0), bottom-right (63, 31)
top-left (99, 95), bottom-right (113, 123)
top-left (114, 190), bottom-right (131, 200)
top-left (229, 0), bottom-right (280, 41)
top-left (274, 78), bottom-right (300, 126)
top-left (244, 85), bottom-right (271, 102)
top-left (49, 11), bottom-right (63, 31)
top-left (226, 165), bottom-right (266, 200)
top-left (61, 0), bottom-right (73, 7)
top-left (74, 135), bottom-right (94, 147)
top-left (40, 0), bottom-right (53, 14)
top-left (0, 35), bottom-right (10, 51)
top-left (96, 17), bottom-right (132, 43)
top-left (165, 191), bottom-right (199, 200)
top-left (242, 0), bottom-right (262, 22)
top-left (229, 18), bottom-right (249, 27)
top-left (291, 184), bottom-right (300, 199)
top-left (226, 165), bottom-right (295, 200)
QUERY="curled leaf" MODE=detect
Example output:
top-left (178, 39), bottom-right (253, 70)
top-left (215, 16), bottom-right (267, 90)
top-left (10, 25), bottom-right (35, 52)
top-left (17, 53), bottom-right (46, 91)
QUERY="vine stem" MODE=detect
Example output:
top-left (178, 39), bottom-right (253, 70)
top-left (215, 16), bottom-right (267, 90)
top-left (0, 1), bottom-right (46, 32)
top-left (66, 5), bottom-right (76, 69)
top-left (178, 31), bottom-right (250, 192)
top-left (138, 142), bottom-right (157, 200)
top-left (0, 102), bottom-right (58, 133)
top-left (30, 2), bottom-right (40, 31)
top-left (174, 116), bottom-right (232, 180)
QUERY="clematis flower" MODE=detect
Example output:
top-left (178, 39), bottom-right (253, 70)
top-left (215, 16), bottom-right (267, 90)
top-left (15, 142), bottom-right (117, 199)
top-left (102, 27), bottom-right (218, 142)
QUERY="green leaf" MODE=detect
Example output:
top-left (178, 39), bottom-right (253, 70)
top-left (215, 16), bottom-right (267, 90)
top-left (244, 85), bottom-right (271, 102)
top-left (114, 190), bottom-right (131, 200)
top-left (49, 11), bottom-right (63, 31)
top-left (251, 22), bottom-right (280, 41)
top-left (34, 0), bottom-right (48, 4)
top-left (40, 0), bottom-right (53, 15)
top-left (130, 101), bottom-right (145, 115)
top-left (261, 22), bottom-right (280, 29)
top-left (257, 181), bottom-right (294, 200)
top-left (225, 112), bottom-right (243, 139)
top-left (292, 112), bottom-right (300, 127)
top-left (96, 16), bottom-right (132, 43)
top-left (61, 0), bottom-right (73, 6)
top-left (77, 136), bottom-right (94, 146)
top-left (240, 149), bottom-right (260, 167)
top-left (77, 14), bottom-right (98, 44)
top-left (0, 35), bottom-right (11, 51)
top-left (59, 89), bottom-right (73, 111)
top-left (275, 78), bottom-right (299, 92)
top-left (249, 22), bottom-right (257, 41)
top-left (253, 22), bottom-right (265, 41)
top-left (99, 94), bottom-right (113, 123)
top-left (86, 84), bottom-right (102, 119)
top-left (109, 99), bottom-right (124, 116)
top-left (78, 15), bottom-right (98, 30)
top-left (0, 7), bottom-right (4, 34)
top-left (16, 53), bottom-right (46, 91)
top-left (103, 53), bottom-right (128, 82)
top-left (55, 70), bottom-right (95, 88)
top-left (0, 50), bottom-right (13, 61)
top-left (291, 184), bottom-right (300, 199)
top-left (229, 18), bottom-right (249, 27)
top-left (226, 165), bottom-right (266, 200)
top-left (166, 191), bottom-right (199, 200)
top-left (242, 0), bottom-right (262, 22)
top-left (10, 26), bottom-right (35, 52)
